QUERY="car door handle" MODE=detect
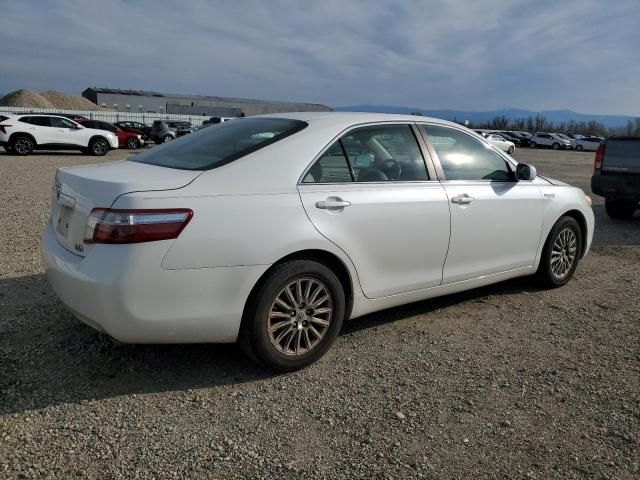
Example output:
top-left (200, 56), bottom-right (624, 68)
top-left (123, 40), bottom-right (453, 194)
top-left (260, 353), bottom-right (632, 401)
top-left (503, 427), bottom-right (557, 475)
top-left (315, 198), bottom-right (351, 210)
top-left (451, 194), bottom-right (474, 205)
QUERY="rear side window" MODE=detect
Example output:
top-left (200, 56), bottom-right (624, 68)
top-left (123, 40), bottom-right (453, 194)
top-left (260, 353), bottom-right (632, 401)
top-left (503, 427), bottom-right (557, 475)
top-left (29, 117), bottom-right (52, 127)
top-left (302, 142), bottom-right (352, 183)
top-left (603, 139), bottom-right (640, 174)
top-left (131, 117), bottom-right (307, 171)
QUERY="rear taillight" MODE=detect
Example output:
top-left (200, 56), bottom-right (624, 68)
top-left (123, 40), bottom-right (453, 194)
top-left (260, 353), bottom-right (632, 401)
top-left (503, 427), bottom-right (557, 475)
top-left (84, 208), bottom-right (193, 244)
top-left (0, 124), bottom-right (11, 134)
top-left (594, 144), bottom-right (605, 171)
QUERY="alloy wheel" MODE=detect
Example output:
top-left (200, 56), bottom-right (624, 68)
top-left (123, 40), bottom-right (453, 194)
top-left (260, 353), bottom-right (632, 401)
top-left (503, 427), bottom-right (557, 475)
top-left (14, 138), bottom-right (33, 154)
top-left (550, 227), bottom-right (577, 280)
top-left (126, 138), bottom-right (139, 149)
top-left (267, 277), bottom-right (333, 356)
top-left (93, 140), bottom-right (108, 155)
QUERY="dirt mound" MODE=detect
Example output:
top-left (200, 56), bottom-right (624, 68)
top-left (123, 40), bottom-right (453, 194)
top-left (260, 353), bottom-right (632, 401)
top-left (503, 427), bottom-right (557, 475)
top-left (0, 89), bottom-right (54, 108)
top-left (40, 90), bottom-right (103, 111)
top-left (0, 89), bottom-right (107, 111)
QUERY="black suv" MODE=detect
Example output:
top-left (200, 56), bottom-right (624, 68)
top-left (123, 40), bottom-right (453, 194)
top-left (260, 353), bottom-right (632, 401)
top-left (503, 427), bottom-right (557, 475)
top-left (591, 136), bottom-right (640, 219)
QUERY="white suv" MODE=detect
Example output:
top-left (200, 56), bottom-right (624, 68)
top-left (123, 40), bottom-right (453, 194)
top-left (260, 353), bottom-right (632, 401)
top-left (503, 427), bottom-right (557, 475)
top-left (529, 132), bottom-right (571, 150)
top-left (0, 114), bottom-right (119, 156)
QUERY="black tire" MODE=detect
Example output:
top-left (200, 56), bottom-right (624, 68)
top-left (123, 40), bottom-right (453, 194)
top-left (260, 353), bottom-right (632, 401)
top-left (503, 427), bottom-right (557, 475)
top-left (508, 145), bottom-right (515, 154)
top-left (162, 134), bottom-right (173, 143)
top-left (552, 142), bottom-right (560, 150)
top-left (89, 137), bottom-right (109, 156)
top-left (605, 199), bottom-right (637, 219)
top-left (126, 137), bottom-right (141, 149)
top-left (239, 260), bottom-right (346, 371)
top-left (537, 216), bottom-right (583, 288)
top-left (10, 135), bottom-right (35, 156)
top-left (530, 142), bottom-right (536, 148)
top-left (576, 145), bottom-right (583, 151)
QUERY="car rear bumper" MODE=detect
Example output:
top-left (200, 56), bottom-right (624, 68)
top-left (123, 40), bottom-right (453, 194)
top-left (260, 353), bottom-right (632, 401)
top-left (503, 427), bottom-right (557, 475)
top-left (41, 221), bottom-right (269, 343)
top-left (591, 174), bottom-right (640, 200)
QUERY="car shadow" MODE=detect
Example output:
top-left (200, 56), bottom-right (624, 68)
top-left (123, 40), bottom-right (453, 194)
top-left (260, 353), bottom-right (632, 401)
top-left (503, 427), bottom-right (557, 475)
top-left (0, 272), bottom-right (545, 415)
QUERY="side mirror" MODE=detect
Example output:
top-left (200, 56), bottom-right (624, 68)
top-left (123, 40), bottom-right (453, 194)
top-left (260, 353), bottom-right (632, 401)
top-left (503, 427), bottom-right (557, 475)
top-left (516, 163), bottom-right (537, 181)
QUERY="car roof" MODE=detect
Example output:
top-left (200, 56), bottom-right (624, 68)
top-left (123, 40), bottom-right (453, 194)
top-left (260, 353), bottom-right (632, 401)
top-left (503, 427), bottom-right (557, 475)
top-left (256, 111), bottom-right (465, 129)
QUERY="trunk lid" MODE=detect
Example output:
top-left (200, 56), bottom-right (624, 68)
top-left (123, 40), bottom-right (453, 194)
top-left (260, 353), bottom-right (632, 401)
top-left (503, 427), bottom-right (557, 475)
top-left (51, 160), bottom-right (201, 256)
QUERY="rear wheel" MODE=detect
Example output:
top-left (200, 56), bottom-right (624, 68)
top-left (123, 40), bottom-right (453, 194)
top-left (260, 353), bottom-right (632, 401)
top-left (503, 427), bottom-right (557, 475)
top-left (537, 216), bottom-right (582, 288)
top-left (576, 145), bottom-right (583, 151)
top-left (89, 137), bottom-right (109, 156)
top-left (552, 142), bottom-right (560, 150)
top-left (605, 199), bottom-right (637, 219)
top-left (10, 135), bottom-right (35, 156)
top-left (126, 137), bottom-right (141, 149)
top-left (162, 134), bottom-right (173, 143)
top-left (240, 260), bottom-right (345, 371)
top-left (508, 145), bottom-right (515, 154)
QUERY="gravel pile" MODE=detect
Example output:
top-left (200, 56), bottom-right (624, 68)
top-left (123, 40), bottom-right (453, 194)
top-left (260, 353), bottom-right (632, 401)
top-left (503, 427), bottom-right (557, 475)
top-left (0, 89), bottom-right (106, 111)
top-left (0, 90), bottom-right (54, 109)
top-left (0, 148), bottom-right (638, 479)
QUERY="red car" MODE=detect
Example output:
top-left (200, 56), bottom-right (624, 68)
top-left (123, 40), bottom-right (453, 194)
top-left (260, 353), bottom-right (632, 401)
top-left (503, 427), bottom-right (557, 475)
top-left (78, 120), bottom-right (145, 149)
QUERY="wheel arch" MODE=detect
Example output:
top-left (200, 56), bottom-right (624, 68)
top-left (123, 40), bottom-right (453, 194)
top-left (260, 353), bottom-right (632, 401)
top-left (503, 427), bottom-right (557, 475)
top-left (559, 209), bottom-right (588, 258)
top-left (9, 132), bottom-right (37, 145)
top-left (89, 134), bottom-right (109, 144)
top-left (241, 249), bottom-right (355, 326)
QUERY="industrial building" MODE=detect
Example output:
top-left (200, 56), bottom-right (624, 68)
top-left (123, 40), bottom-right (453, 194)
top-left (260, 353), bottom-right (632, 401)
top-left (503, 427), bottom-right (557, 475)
top-left (81, 87), bottom-right (331, 117)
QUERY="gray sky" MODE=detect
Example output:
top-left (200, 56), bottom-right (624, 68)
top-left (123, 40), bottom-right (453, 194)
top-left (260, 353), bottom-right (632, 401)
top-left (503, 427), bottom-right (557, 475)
top-left (1, 0), bottom-right (638, 115)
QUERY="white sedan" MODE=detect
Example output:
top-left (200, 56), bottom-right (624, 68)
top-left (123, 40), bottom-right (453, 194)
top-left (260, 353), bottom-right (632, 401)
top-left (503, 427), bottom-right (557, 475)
top-left (486, 134), bottom-right (516, 154)
top-left (41, 113), bottom-right (594, 370)
top-left (575, 137), bottom-right (603, 152)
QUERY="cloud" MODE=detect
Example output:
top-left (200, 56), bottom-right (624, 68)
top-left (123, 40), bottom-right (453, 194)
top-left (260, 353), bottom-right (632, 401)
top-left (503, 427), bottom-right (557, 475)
top-left (0, 0), bottom-right (638, 115)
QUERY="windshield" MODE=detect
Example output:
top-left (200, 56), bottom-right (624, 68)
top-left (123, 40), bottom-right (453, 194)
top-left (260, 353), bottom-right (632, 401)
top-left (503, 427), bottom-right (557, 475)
top-left (130, 117), bottom-right (307, 170)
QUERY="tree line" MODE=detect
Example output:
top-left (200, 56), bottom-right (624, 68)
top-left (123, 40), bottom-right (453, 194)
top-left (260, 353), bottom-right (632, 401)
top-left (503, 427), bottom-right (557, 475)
top-left (455, 115), bottom-right (640, 137)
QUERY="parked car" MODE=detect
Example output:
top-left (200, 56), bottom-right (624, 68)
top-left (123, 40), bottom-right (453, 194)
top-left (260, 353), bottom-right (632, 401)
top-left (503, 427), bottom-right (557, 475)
top-left (0, 114), bottom-right (118, 155)
top-left (567, 133), bottom-right (585, 140)
top-left (498, 131), bottom-right (523, 146)
top-left (529, 133), bottom-right (572, 150)
top-left (40, 113), bottom-right (594, 371)
top-left (575, 137), bottom-right (603, 152)
top-left (486, 133), bottom-right (516, 153)
top-left (150, 120), bottom-right (193, 143)
top-left (509, 131), bottom-right (532, 147)
top-left (556, 133), bottom-right (576, 149)
top-left (114, 121), bottom-right (151, 140)
top-left (591, 136), bottom-right (639, 219)
top-left (79, 120), bottom-right (144, 149)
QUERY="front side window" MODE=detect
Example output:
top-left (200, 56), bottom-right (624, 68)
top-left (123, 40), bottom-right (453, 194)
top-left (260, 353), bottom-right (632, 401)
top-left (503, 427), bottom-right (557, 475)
top-left (131, 117), bottom-right (307, 171)
top-left (421, 125), bottom-right (513, 181)
top-left (303, 124), bottom-right (428, 184)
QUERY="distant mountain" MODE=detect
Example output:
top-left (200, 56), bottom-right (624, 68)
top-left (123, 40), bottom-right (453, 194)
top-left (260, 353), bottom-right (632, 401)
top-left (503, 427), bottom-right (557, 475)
top-left (333, 105), bottom-right (637, 129)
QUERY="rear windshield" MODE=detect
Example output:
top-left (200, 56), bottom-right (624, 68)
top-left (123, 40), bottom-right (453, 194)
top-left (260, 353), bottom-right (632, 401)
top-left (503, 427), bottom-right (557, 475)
top-left (603, 139), bottom-right (640, 174)
top-left (131, 117), bottom-right (307, 170)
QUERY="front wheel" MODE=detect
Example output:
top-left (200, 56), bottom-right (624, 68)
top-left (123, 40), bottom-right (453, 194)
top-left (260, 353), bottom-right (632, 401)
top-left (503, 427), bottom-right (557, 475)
top-left (576, 145), bottom-right (583, 151)
top-left (126, 137), bottom-right (141, 149)
top-left (508, 145), bottom-right (515, 154)
top-left (162, 134), bottom-right (173, 143)
top-left (89, 137), bottom-right (109, 156)
top-left (239, 260), bottom-right (345, 371)
top-left (537, 216), bottom-right (582, 288)
top-left (605, 199), bottom-right (637, 219)
top-left (552, 142), bottom-right (560, 150)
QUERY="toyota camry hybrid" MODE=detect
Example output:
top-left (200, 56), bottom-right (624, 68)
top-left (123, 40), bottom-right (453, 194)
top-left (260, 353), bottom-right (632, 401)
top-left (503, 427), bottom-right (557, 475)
top-left (41, 113), bottom-right (594, 370)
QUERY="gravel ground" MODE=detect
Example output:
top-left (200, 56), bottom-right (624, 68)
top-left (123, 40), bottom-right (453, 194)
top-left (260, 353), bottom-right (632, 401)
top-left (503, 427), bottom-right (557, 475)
top-left (0, 147), bottom-right (638, 479)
